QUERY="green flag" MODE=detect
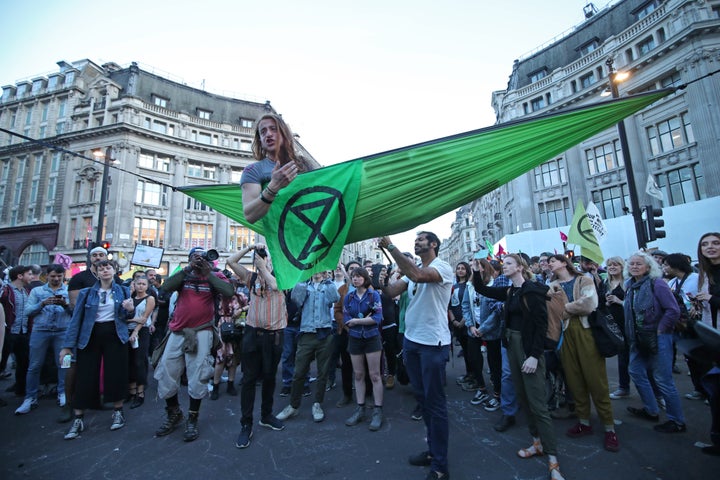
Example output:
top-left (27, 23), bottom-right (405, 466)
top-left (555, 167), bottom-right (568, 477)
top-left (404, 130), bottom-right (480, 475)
top-left (180, 90), bottom-right (670, 288)
top-left (485, 239), bottom-right (494, 256)
top-left (567, 199), bottom-right (604, 264)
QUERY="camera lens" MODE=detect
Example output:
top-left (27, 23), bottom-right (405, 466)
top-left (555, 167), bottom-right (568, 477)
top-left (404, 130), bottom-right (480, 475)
top-left (204, 249), bottom-right (219, 261)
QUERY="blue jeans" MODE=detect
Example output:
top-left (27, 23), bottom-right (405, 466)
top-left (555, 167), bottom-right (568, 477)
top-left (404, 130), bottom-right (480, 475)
top-left (628, 333), bottom-right (685, 424)
top-left (280, 325), bottom-right (309, 387)
top-left (26, 329), bottom-right (67, 400)
top-left (404, 338), bottom-right (449, 474)
top-left (500, 344), bottom-right (518, 416)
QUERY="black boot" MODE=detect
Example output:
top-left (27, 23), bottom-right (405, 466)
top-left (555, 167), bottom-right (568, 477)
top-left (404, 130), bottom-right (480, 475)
top-left (156, 406), bottom-right (184, 436)
top-left (227, 381), bottom-right (238, 396)
top-left (210, 384), bottom-right (219, 400)
top-left (183, 411), bottom-right (199, 442)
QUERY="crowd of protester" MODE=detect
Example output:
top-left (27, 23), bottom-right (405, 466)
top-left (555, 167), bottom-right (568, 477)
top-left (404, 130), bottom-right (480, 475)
top-left (0, 107), bottom-right (717, 479)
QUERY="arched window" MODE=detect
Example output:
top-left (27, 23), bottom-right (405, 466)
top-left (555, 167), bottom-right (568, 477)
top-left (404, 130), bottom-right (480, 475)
top-left (19, 242), bottom-right (49, 265)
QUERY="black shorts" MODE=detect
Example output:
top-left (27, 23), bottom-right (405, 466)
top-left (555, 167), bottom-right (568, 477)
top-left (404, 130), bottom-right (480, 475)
top-left (348, 335), bottom-right (382, 355)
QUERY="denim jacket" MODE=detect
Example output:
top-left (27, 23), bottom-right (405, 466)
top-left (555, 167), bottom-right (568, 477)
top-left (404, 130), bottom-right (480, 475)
top-left (63, 282), bottom-right (131, 350)
top-left (343, 289), bottom-right (383, 339)
top-left (26, 283), bottom-right (71, 331)
top-left (291, 279), bottom-right (340, 333)
top-left (461, 283), bottom-right (503, 340)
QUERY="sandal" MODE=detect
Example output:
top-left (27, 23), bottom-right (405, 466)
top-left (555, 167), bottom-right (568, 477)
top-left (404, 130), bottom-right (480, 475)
top-left (548, 461), bottom-right (564, 480)
top-left (517, 439), bottom-right (543, 458)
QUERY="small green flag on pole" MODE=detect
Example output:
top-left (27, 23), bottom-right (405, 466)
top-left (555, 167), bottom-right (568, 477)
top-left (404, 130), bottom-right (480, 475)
top-left (567, 199), bottom-right (604, 264)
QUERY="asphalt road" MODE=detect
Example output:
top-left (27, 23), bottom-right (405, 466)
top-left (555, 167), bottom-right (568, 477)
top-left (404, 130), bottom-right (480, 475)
top-left (0, 353), bottom-right (717, 480)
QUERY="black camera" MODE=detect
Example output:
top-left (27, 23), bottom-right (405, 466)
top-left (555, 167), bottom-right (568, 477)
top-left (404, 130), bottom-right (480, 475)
top-left (201, 249), bottom-right (219, 261)
top-left (255, 247), bottom-right (267, 259)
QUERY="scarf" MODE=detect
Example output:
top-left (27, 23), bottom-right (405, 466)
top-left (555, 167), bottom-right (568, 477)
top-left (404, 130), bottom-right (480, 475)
top-left (626, 274), bottom-right (654, 328)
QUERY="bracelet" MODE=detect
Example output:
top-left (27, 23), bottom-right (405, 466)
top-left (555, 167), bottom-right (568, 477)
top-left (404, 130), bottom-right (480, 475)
top-left (265, 185), bottom-right (278, 196)
top-left (260, 191), bottom-right (273, 204)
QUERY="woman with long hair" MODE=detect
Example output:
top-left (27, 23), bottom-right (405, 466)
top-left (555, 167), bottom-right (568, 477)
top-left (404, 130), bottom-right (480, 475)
top-left (624, 251), bottom-right (685, 433)
top-left (548, 254), bottom-right (619, 452)
top-left (449, 262), bottom-right (474, 391)
top-left (127, 275), bottom-right (155, 409)
top-left (462, 258), bottom-right (503, 410)
top-left (604, 257), bottom-right (630, 399)
top-left (343, 267), bottom-right (384, 431)
top-left (472, 254), bottom-right (565, 480)
top-left (693, 232), bottom-right (720, 456)
top-left (241, 114), bottom-right (315, 224)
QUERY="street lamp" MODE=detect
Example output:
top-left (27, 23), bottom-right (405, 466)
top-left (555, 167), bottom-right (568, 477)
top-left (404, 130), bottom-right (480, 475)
top-left (605, 58), bottom-right (647, 249)
top-left (91, 147), bottom-right (112, 246)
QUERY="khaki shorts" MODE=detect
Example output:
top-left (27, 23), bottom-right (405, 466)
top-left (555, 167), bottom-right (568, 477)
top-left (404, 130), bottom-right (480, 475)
top-left (154, 329), bottom-right (214, 400)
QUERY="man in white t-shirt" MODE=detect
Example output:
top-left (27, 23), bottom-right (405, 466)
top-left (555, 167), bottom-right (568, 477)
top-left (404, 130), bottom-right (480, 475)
top-left (379, 232), bottom-right (452, 480)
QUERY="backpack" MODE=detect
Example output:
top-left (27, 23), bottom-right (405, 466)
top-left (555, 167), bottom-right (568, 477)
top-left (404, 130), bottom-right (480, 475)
top-left (518, 284), bottom-right (568, 351)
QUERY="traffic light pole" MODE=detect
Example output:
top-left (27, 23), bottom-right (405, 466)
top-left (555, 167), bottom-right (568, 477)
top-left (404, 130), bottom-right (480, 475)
top-left (608, 59), bottom-right (646, 250)
top-left (95, 147), bottom-right (111, 246)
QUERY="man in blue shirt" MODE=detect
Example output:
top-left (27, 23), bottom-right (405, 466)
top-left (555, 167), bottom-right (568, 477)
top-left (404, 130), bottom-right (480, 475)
top-left (15, 264), bottom-right (71, 414)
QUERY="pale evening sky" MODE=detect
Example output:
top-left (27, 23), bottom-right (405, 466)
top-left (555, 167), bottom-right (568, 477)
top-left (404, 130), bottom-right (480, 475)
top-left (0, 0), bottom-right (608, 253)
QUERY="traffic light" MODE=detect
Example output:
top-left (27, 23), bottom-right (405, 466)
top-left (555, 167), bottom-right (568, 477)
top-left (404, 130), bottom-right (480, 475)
top-left (101, 241), bottom-right (111, 250)
top-left (645, 205), bottom-right (666, 241)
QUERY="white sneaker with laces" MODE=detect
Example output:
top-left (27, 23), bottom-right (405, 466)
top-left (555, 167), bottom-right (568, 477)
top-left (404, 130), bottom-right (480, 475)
top-left (276, 404), bottom-right (299, 421)
top-left (110, 410), bottom-right (125, 430)
top-left (64, 417), bottom-right (84, 440)
top-left (15, 398), bottom-right (38, 415)
top-left (312, 402), bottom-right (325, 422)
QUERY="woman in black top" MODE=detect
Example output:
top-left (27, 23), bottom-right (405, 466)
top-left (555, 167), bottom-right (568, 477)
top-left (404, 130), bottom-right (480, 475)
top-left (472, 254), bottom-right (564, 480)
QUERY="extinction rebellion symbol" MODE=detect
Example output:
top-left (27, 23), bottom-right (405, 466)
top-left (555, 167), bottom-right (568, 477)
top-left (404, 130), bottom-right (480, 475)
top-left (278, 186), bottom-right (347, 270)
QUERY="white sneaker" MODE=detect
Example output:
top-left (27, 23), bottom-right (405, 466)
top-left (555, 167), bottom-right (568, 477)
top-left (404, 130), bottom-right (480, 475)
top-left (276, 404), bottom-right (299, 421)
top-left (15, 398), bottom-right (38, 415)
top-left (312, 402), bottom-right (325, 422)
top-left (57, 393), bottom-right (66, 407)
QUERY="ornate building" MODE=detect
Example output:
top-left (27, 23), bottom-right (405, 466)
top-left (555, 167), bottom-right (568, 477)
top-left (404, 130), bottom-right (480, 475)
top-left (0, 59), bottom-right (317, 274)
top-left (443, 0), bottom-right (720, 262)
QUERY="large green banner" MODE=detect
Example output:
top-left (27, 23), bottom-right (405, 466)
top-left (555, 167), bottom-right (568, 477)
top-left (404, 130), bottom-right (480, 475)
top-left (180, 90), bottom-right (671, 289)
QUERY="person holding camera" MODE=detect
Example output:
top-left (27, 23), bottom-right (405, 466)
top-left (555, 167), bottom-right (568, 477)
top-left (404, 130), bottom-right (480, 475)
top-left (153, 247), bottom-right (234, 442)
top-left (226, 244), bottom-right (288, 449)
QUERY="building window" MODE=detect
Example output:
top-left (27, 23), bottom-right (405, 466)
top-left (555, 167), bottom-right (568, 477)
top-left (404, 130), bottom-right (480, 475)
top-left (538, 198), bottom-right (570, 229)
top-left (64, 71), bottom-right (75, 86)
top-left (229, 225), bottom-right (253, 250)
top-left (134, 217), bottom-right (166, 247)
top-left (660, 72), bottom-right (682, 88)
top-left (579, 39), bottom-right (599, 56)
top-left (240, 140), bottom-right (251, 151)
top-left (534, 158), bottom-right (566, 188)
top-left (187, 163), bottom-right (202, 177)
top-left (529, 69), bottom-right (547, 83)
top-left (530, 97), bottom-right (546, 111)
top-left (647, 113), bottom-right (694, 155)
top-left (16, 84), bottom-right (27, 98)
top-left (638, 36), bottom-right (656, 56)
top-left (185, 197), bottom-right (213, 212)
top-left (25, 109), bottom-right (33, 125)
top-left (138, 152), bottom-right (170, 172)
top-left (580, 72), bottom-right (596, 89)
top-left (184, 222), bottom-right (213, 250)
top-left (136, 180), bottom-right (167, 207)
top-left (585, 140), bottom-right (624, 175)
top-left (55, 122), bottom-right (65, 135)
top-left (19, 242), bottom-right (49, 265)
top-left (198, 132), bottom-right (212, 145)
top-left (634, 0), bottom-right (660, 20)
top-left (41, 103), bottom-right (49, 122)
top-left (591, 184), bottom-right (629, 219)
top-left (655, 164), bottom-right (706, 206)
top-left (197, 109), bottom-right (211, 120)
top-left (47, 76), bottom-right (58, 90)
top-left (240, 119), bottom-right (253, 129)
top-left (153, 95), bottom-right (168, 108)
top-left (152, 121), bottom-right (167, 134)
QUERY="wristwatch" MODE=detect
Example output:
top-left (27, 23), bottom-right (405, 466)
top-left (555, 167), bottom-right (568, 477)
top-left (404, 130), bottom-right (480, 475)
top-left (387, 244), bottom-right (396, 251)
